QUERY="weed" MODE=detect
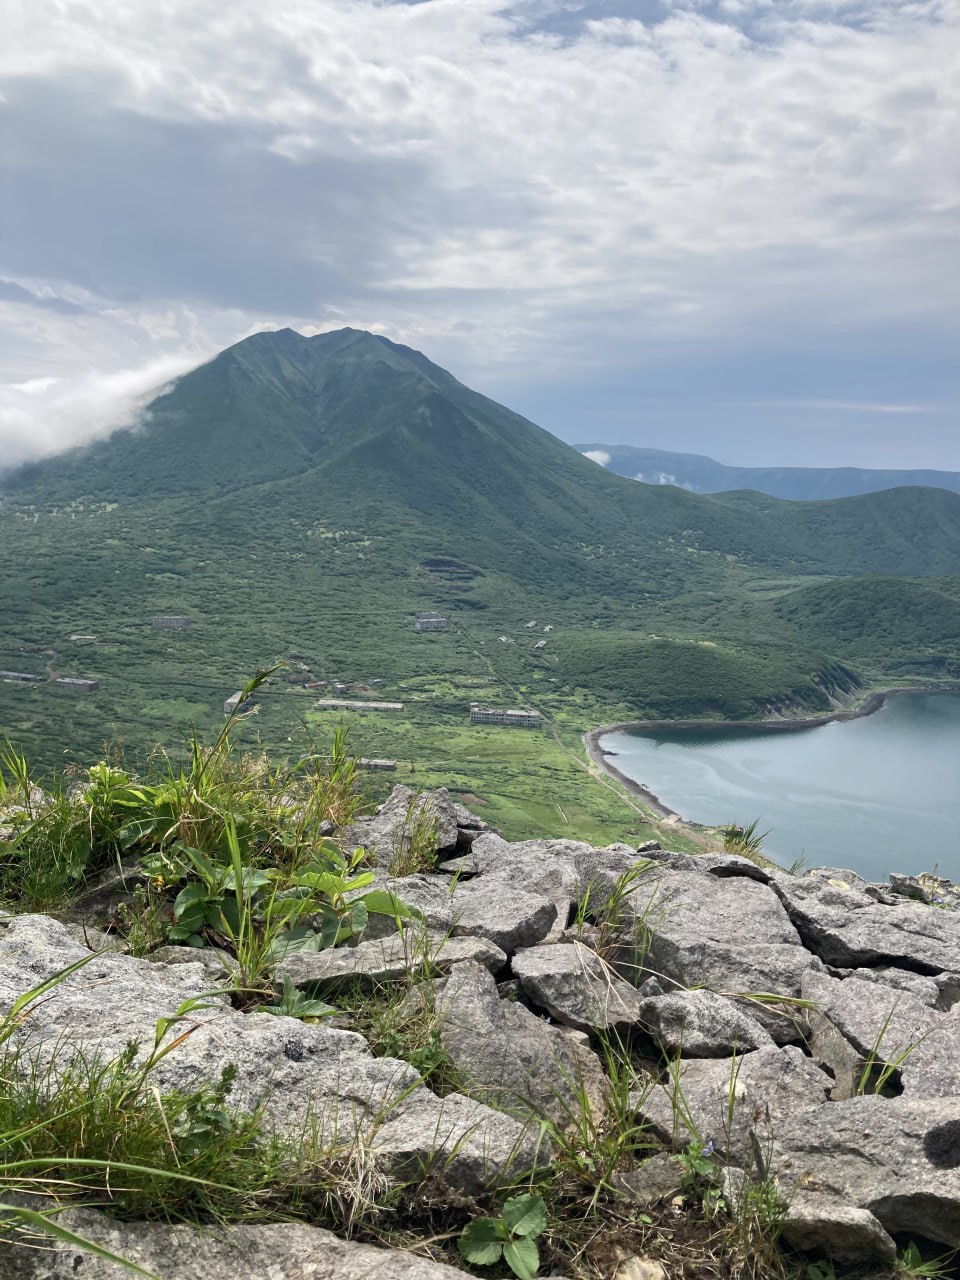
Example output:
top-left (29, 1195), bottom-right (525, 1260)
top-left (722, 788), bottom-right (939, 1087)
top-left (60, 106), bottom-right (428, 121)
top-left (459, 1192), bottom-right (547, 1280)
top-left (722, 818), bottom-right (770, 861)
top-left (389, 791), bottom-right (441, 877)
top-left (896, 1241), bottom-right (957, 1278)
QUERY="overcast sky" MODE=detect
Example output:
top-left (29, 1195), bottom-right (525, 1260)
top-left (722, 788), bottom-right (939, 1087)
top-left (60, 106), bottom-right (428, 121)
top-left (1, 0), bottom-right (958, 471)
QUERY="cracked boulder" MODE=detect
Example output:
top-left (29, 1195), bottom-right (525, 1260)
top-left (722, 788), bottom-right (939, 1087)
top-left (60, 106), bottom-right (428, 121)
top-left (276, 928), bottom-right (507, 993)
top-left (613, 866), bottom-right (819, 1040)
top-left (0, 1210), bottom-right (471, 1278)
top-left (636, 986), bottom-right (775, 1056)
top-left (0, 915), bottom-right (541, 1194)
top-left (775, 1095), bottom-right (960, 1248)
top-left (800, 969), bottom-right (960, 1099)
top-left (360, 870), bottom-right (559, 952)
top-left (512, 941), bottom-right (645, 1033)
top-left (770, 872), bottom-right (960, 974)
top-left (634, 1045), bottom-right (831, 1165)
top-left (434, 960), bottom-right (607, 1127)
top-left (338, 786), bottom-right (462, 868)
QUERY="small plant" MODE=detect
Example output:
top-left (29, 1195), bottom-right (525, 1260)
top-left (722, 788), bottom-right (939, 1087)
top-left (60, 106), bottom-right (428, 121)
top-left (721, 818), bottom-right (770, 861)
top-left (896, 1240), bottom-right (957, 1277)
top-left (116, 881), bottom-right (169, 956)
top-left (458, 1192), bottom-right (547, 1280)
top-left (255, 977), bottom-right (336, 1022)
top-left (389, 791), bottom-right (440, 877)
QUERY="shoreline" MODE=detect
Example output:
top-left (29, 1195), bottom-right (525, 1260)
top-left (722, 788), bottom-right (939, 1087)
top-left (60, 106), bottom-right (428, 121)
top-left (583, 685), bottom-right (943, 823)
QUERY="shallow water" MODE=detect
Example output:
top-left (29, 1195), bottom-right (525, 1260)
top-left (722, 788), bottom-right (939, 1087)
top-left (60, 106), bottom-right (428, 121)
top-left (601, 693), bottom-right (960, 882)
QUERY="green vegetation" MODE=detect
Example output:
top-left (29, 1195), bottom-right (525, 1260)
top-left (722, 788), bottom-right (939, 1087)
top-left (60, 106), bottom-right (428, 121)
top-left (1, 327), bottom-right (959, 844)
top-left (459, 1193), bottom-right (547, 1280)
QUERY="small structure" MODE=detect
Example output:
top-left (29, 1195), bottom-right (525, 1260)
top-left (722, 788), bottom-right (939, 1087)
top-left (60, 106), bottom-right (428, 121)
top-left (525, 620), bottom-right (538, 629)
top-left (533, 640), bottom-right (547, 650)
top-left (54, 677), bottom-right (99, 693)
top-left (0, 670), bottom-right (42, 683)
top-left (314, 699), bottom-right (404, 713)
top-left (415, 611), bottom-right (448, 632)
top-left (543, 625), bottom-right (553, 633)
top-left (331, 681), bottom-right (349, 695)
top-left (497, 635), bottom-right (510, 644)
top-left (358, 758), bottom-right (398, 772)
top-left (224, 691), bottom-right (255, 716)
top-left (469, 704), bottom-right (540, 728)
top-left (152, 616), bottom-right (190, 630)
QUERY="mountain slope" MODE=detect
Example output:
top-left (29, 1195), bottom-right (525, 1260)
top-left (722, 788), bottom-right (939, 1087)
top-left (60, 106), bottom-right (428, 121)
top-left (1, 328), bottom-right (959, 792)
top-left (578, 443), bottom-right (960, 501)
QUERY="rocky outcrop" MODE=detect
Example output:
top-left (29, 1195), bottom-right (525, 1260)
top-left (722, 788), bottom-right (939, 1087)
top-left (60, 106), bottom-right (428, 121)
top-left (5, 785), bottom-right (960, 1274)
top-left (0, 1211), bottom-right (471, 1279)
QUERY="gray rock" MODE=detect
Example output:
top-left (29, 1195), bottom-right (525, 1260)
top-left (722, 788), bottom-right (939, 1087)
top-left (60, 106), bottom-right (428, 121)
top-left (614, 867), bottom-right (818, 1040)
top-left (610, 1152), bottom-right (681, 1207)
top-left (61, 922), bottom-right (128, 954)
top-left (360, 871), bottom-right (559, 952)
top-left (888, 872), bottom-right (933, 902)
top-left (60, 856), bottom-right (147, 928)
top-left (834, 964), bottom-right (942, 1008)
top-left (339, 786), bottom-right (461, 869)
top-left (771, 872), bottom-right (960, 972)
top-left (634, 1046), bottom-right (831, 1165)
top-left (806, 867), bottom-right (885, 901)
top-left (0, 915), bottom-right (540, 1194)
top-left (800, 969), bottom-right (960, 1098)
top-left (435, 960), bottom-right (607, 1127)
top-left (512, 941), bottom-right (645, 1033)
top-left (775, 1095), bottom-right (960, 1247)
top-left (276, 929), bottom-right (507, 993)
top-left (636, 988), bottom-right (775, 1056)
top-left (0, 1210), bottom-right (470, 1278)
top-left (148, 944), bottom-right (232, 980)
top-left (637, 847), bottom-right (772, 883)
top-left (780, 1195), bottom-right (897, 1264)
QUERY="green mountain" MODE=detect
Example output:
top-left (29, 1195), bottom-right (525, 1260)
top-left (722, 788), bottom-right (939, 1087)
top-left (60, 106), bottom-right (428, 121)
top-left (577, 443), bottom-right (960, 502)
top-left (2, 328), bottom-right (959, 838)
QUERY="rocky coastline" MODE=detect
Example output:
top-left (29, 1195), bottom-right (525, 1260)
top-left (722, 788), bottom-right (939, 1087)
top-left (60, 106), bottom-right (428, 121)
top-left (3, 785), bottom-right (960, 1277)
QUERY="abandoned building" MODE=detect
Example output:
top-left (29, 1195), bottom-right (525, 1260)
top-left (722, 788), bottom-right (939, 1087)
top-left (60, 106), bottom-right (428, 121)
top-left (415, 612), bottom-right (447, 632)
top-left (533, 640), bottom-right (547, 650)
top-left (223, 691), bottom-right (255, 716)
top-left (357, 758), bottom-right (398, 771)
top-left (469, 703), bottom-right (541, 728)
top-left (54, 678), bottom-right (99, 693)
top-left (0, 670), bottom-right (42, 683)
top-left (314, 699), bottom-right (404, 713)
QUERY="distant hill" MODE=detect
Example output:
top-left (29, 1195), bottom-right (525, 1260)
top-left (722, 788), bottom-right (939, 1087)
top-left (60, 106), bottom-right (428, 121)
top-left (577, 444), bottom-right (960, 501)
top-left (2, 328), bottom-right (959, 792)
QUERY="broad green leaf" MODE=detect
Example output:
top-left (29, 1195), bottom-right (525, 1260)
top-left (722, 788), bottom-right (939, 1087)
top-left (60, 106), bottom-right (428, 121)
top-left (359, 889), bottom-right (424, 921)
top-left (501, 1193), bottom-right (546, 1238)
top-left (315, 902), bottom-right (341, 950)
top-left (459, 1218), bottom-right (507, 1266)
top-left (503, 1236), bottom-right (540, 1280)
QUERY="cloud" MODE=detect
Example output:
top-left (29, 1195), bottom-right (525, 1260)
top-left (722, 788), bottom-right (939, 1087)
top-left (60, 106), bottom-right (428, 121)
top-left (582, 449), bottom-right (611, 466)
top-left (0, 356), bottom-right (200, 472)
top-left (0, 0), bottom-right (957, 464)
top-left (635, 471), bottom-right (697, 490)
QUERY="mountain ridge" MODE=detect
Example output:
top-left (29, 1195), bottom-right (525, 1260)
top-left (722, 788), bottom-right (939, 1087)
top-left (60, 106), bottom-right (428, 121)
top-left (578, 442), bottom-right (960, 501)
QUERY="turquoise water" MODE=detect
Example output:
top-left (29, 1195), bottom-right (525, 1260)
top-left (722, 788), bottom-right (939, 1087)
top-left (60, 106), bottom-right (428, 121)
top-left (601, 693), bottom-right (960, 883)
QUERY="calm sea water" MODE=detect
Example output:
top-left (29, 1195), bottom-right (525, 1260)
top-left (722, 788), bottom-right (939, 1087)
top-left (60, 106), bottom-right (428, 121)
top-left (600, 692), bottom-right (960, 883)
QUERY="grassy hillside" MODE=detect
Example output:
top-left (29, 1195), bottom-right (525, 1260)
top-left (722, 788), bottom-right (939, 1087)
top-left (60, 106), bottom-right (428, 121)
top-left (2, 328), bottom-right (959, 840)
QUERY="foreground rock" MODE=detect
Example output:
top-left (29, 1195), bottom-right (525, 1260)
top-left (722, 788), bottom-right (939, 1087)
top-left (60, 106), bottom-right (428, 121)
top-left (777, 1095), bottom-right (960, 1248)
top-left (0, 915), bottom-right (539, 1194)
top-left (0, 1212), bottom-right (470, 1279)
top-left (6, 785), bottom-right (960, 1270)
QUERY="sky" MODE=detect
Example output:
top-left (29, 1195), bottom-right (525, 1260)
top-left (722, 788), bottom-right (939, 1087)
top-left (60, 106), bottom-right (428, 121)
top-left (1, 0), bottom-right (958, 472)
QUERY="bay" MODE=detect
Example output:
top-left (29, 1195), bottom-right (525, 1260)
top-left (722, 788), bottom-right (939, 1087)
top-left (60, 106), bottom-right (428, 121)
top-left (600, 692), bottom-right (960, 883)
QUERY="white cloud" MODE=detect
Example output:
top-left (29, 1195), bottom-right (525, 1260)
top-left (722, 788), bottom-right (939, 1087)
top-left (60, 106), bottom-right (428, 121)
top-left (0, 356), bottom-right (201, 471)
top-left (0, 0), bottom-right (957, 461)
top-left (582, 449), bottom-right (611, 466)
